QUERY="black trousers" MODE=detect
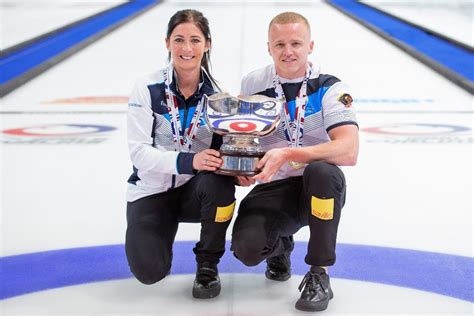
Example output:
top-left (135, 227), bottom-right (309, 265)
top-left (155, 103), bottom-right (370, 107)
top-left (231, 161), bottom-right (346, 267)
top-left (125, 172), bottom-right (236, 284)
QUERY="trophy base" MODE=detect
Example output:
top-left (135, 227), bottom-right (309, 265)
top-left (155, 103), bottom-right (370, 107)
top-left (215, 169), bottom-right (261, 176)
top-left (215, 151), bottom-right (264, 177)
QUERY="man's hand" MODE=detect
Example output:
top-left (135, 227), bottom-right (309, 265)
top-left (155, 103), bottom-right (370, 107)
top-left (252, 148), bottom-right (289, 183)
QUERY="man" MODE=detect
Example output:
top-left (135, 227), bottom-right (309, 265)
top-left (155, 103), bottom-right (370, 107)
top-left (230, 12), bottom-right (359, 312)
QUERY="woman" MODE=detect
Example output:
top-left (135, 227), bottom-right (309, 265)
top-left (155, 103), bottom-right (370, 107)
top-left (125, 9), bottom-right (235, 299)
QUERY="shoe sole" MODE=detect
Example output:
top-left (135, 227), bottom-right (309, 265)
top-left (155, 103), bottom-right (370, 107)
top-left (265, 270), bottom-right (291, 282)
top-left (295, 300), bottom-right (328, 312)
top-left (192, 285), bottom-right (221, 299)
top-left (294, 289), bottom-right (333, 312)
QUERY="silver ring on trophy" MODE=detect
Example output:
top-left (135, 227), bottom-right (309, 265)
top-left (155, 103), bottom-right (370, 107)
top-left (204, 92), bottom-right (283, 176)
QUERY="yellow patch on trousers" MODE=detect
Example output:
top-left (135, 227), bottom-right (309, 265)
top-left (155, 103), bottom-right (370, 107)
top-left (215, 201), bottom-right (236, 222)
top-left (311, 196), bottom-right (334, 220)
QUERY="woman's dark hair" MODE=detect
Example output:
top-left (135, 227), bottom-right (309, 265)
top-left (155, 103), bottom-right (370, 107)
top-left (166, 9), bottom-right (219, 88)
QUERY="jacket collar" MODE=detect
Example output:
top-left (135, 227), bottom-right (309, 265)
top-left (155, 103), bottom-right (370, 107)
top-left (168, 65), bottom-right (217, 97)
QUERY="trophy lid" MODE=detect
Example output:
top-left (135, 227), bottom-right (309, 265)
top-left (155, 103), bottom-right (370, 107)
top-left (204, 93), bottom-right (283, 136)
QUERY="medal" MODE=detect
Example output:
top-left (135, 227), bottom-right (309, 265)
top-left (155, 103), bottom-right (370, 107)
top-left (288, 161), bottom-right (305, 170)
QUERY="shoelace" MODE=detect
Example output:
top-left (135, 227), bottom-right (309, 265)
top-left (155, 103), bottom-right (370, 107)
top-left (298, 271), bottom-right (324, 293)
top-left (196, 266), bottom-right (218, 284)
top-left (198, 267), bottom-right (217, 279)
top-left (198, 267), bottom-right (217, 276)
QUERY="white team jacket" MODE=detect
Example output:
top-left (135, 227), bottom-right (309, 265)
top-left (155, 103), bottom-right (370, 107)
top-left (127, 67), bottom-right (218, 202)
top-left (240, 64), bottom-right (358, 181)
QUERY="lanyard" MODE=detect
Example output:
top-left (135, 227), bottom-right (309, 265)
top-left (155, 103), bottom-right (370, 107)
top-left (163, 64), bottom-right (205, 152)
top-left (272, 65), bottom-right (311, 148)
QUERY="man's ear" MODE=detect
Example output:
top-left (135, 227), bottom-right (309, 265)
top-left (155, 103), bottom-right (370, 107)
top-left (267, 42), bottom-right (271, 56)
top-left (309, 40), bottom-right (314, 54)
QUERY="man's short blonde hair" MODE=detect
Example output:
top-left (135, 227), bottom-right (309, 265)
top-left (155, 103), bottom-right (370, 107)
top-left (269, 12), bottom-right (311, 33)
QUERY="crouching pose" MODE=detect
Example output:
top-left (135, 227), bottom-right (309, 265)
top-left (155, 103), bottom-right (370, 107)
top-left (125, 9), bottom-right (236, 299)
top-left (231, 12), bottom-right (359, 312)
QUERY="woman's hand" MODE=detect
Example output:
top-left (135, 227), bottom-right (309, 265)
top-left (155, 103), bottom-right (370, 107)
top-left (193, 149), bottom-right (223, 171)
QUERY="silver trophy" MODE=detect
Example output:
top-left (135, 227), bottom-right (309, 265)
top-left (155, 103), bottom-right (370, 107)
top-left (204, 92), bottom-right (283, 176)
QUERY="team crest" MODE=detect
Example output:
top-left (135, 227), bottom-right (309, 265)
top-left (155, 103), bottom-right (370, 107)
top-left (338, 93), bottom-right (353, 108)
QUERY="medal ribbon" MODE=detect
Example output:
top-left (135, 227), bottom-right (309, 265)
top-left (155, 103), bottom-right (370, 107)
top-left (272, 65), bottom-right (311, 148)
top-left (163, 64), bottom-right (205, 152)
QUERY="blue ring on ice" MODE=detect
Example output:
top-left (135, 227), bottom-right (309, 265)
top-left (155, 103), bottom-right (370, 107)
top-left (0, 242), bottom-right (472, 301)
